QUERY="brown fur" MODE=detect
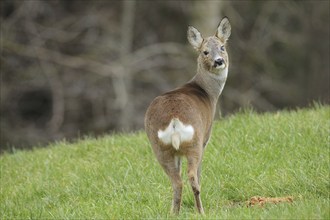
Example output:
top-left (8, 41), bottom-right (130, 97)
top-left (145, 81), bottom-right (213, 165)
top-left (145, 17), bottom-right (231, 214)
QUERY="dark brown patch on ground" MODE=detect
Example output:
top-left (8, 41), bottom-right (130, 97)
top-left (246, 196), bottom-right (294, 207)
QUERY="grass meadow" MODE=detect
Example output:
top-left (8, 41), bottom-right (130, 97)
top-left (1, 105), bottom-right (329, 219)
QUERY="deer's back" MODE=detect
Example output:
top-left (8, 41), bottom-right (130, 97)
top-left (145, 82), bottom-right (213, 150)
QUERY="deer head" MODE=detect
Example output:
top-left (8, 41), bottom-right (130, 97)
top-left (187, 17), bottom-right (231, 75)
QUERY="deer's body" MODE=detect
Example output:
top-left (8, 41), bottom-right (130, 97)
top-left (145, 17), bottom-right (231, 214)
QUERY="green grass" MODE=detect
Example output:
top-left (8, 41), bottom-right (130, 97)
top-left (1, 105), bottom-right (329, 219)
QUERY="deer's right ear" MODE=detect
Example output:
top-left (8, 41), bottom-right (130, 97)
top-left (216, 17), bottom-right (231, 42)
top-left (187, 26), bottom-right (203, 50)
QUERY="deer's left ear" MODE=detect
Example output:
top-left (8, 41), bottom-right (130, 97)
top-left (216, 17), bottom-right (231, 42)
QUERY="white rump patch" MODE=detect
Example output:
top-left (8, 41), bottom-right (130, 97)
top-left (157, 118), bottom-right (194, 150)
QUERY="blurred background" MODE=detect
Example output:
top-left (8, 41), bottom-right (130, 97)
top-left (1, 0), bottom-right (329, 152)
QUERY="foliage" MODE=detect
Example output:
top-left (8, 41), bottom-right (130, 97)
top-left (1, 106), bottom-right (329, 219)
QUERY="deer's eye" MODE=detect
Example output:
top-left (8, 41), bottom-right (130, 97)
top-left (220, 45), bottom-right (225, 51)
top-left (203, 51), bottom-right (209, 55)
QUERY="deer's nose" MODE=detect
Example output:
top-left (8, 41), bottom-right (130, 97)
top-left (214, 58), bottom-right (224, 67)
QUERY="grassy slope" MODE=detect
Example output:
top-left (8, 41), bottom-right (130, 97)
top-left (1, 106), bottom-right (329, 219)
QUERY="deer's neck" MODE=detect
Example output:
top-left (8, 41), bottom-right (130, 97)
top-left (191, 63), bottom-right (228, 106)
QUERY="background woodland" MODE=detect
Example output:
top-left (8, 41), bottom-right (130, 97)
top-left (1, 0), bottom-right (329, 151)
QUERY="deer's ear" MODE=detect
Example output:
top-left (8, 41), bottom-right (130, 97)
top-left (187, 26), bottom-right (203, 50)
top-left (216, 17), bottom-right (231, 42)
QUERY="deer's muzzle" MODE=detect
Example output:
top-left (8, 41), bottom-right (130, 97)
top-left (214, 58), bottom-right (225, 68)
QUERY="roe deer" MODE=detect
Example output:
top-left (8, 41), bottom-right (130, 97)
top-left (144, 17), bottom-right (231, 214)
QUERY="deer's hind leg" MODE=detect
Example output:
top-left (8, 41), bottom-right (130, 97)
top-left (187, 151), bottom-right (204, 214)
top-left (158, 153), bottom-right (183, 214)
